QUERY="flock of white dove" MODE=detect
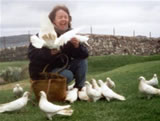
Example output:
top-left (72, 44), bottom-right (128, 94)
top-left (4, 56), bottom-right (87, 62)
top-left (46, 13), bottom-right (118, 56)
top-left (66, 77), bottom-right (125, 103)
top-left (0, 73), bottom-right (159, 120)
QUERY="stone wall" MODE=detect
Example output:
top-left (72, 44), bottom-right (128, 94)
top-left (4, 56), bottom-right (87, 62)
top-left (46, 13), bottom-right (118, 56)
top-left (0, 34), bottom-right (160, 62)
top-left (88, 34), bottom-right (160, 56)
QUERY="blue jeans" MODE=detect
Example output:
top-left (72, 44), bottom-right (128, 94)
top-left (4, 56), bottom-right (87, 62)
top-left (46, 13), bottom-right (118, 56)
top-left (52, 59), bottom-right (88, 89)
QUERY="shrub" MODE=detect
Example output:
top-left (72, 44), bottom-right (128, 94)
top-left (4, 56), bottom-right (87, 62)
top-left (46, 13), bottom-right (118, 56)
top-left (0, 67), bottom-right (22, 83)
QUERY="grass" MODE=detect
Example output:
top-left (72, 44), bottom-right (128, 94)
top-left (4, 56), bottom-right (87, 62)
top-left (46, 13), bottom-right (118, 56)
top-left (0, 55), bottom-right (160, 121)
top-left (0, 61), bottom-right (29, 70)
top-left (87, 54), bottom-right (160, 75)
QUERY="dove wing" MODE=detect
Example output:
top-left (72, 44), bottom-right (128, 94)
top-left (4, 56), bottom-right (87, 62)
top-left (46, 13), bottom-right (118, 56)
top-left (54, 26), bottom-right (86, 46)
top-left (65, 88), bottom-right (78, 103)
top-left (88, 87), bottom-right (101, 98)
top-left (39, 13), bottom-right (57, 40)
top-left (143, 83), bottom-right (159, 94)
top-left (102, 85), bottom-right (125, 101)
top-left (101, 86), bottom-right (112, 97)
top-left (108, 89), bottom-right (124, 99)
top-left (74, 35), bottom-right (89, 42)
top-left (30, 35), bottom-right (46, 48)
top-left (74, 35), bottom-right (89, 46)
top-left (78, 91), bottom-right (89, 101)
top-left (148, 77), bottom-right (158, 86)
top-left (41, 100), bottom-right (70, 113)
top-left (101, 84), bottom-right (115, 97)
top-left (0, 97), bottom-right (27, 113)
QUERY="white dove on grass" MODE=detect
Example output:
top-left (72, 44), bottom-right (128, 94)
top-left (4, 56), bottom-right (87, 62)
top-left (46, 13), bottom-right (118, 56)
top-left (67, 82), bottom-right (75, 90)
top-left (30, 15), bottom-right (89, 50)
top-left (98, 80), bottom-right (125, 102)
top-left (85, 81), bottom-right (102, 102)
top-left (138, 76), bottom-right (160, 99)
top-left (78, 86), bottom-right (89, 101)
top-left (13, 83), bottom-right (24, 98)
top-left (91, 79), bottom-right (101, 90)
top-left (91, 78), bottom-right (102, 96)
top-left (0, 91), bottom-right (29, 113)
top-left (65, 88), bottom-right (78, 103)
top-left (39, 91), bottom-right (73, 120)
top-left (105, 77), bottom-right (116, 89)
top-left (145, 74), bottom-right (158, 87)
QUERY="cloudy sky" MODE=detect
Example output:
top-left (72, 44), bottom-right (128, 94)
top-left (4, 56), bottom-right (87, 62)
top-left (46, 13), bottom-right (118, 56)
top-left (1, 0), bottom-right (160, 37)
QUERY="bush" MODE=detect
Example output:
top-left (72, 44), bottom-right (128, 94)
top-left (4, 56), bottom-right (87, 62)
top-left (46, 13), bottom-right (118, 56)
top-left (0, 67), bottom-right (22, 83)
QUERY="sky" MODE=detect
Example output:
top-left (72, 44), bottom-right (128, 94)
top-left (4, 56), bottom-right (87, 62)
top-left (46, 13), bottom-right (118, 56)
top-left (1, 0), bottom-right (160, 37)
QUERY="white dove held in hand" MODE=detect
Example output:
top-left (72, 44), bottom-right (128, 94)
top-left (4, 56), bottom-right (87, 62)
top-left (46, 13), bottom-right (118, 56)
top-left (39, 13), bottom-right (57, 41)
top-left (30, 26), bottom-right (89, 50)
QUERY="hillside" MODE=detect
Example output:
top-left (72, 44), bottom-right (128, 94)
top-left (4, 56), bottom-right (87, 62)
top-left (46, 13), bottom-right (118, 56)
top-left (0, 34), bottom-right (30, 49)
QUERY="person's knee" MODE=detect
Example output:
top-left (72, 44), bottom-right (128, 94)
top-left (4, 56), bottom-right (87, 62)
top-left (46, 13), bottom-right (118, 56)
top-left (60, 70), bottom-right (74, 84)
top-left (80, 59), bottom-right (88, 68)
top-left (78, 59), bottom-right (88, 73)
top-left (74, 59), bottom-right (88, 69)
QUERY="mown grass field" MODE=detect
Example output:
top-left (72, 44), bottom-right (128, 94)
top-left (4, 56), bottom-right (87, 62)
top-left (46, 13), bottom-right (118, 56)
top-left (0, 55), bottom-right (160, 121)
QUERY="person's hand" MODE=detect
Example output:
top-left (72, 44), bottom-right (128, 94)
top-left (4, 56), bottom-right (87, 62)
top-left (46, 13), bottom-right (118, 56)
top-left (51, 49), bottom-right (60, 55)
top-left (70, 37), bottom-right (80, 48)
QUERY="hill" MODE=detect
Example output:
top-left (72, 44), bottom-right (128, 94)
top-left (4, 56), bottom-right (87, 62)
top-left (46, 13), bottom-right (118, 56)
top-left (0, 34), bottom-right (30, 49)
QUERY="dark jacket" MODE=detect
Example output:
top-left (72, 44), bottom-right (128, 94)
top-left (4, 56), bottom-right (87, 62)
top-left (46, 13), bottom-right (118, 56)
top-left (28, 30), bottom-right (89, 80)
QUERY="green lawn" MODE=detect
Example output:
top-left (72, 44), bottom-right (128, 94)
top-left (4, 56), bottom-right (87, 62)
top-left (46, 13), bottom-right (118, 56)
top-left (0, 55), bottom-right (160, 121)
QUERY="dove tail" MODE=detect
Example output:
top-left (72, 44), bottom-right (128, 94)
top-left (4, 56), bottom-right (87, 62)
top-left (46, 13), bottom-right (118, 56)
top-left (63, 105), bottom-right (71, 109)
top-left (30, 35), bottom-right (45, 48)
top-left (157, 90), bottom-right (160, 95)
top-left (0, 111), bottom-right (4, 113)
top-left (0, 110), bottom-right (5, 113)
top-left (116, 95), bottom-right (126, 101)
top-left (57, 108), bottom-right (73, 116)
top-left (65, 99), bottom-right (73, 103)
top-left (0, 105), bottom-right (5, 113)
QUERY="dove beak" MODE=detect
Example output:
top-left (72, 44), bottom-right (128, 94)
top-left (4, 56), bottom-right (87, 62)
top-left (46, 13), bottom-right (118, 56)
top-left (39, 91), bottom-right (43, 96)
top-left (138, 77), bottom-right (141, 80)
top-left (27, 92), bottom-right (31, 99)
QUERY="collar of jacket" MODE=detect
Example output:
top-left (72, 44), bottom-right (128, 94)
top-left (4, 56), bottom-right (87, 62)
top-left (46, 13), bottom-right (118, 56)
top-left (54, 25), bottom-right (71, 37)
